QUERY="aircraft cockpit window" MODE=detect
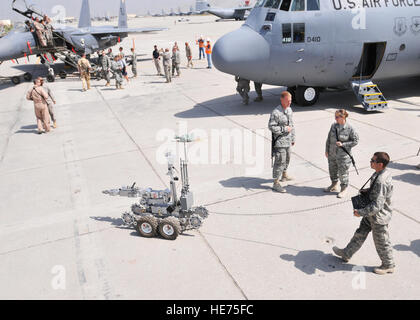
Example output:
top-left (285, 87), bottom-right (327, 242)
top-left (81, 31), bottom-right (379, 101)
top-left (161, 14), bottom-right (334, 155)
top-left (271, 0), bottom-right (282, 9)
top-left (282, 23), bottom-right (292, 43)
top-left (307, 0), bottom-right (320, 10)
top-left (293, 23), bottom-right (305, 42)
top-left (264, 0), bottom-right (275, 7)
top-left (265, 12), bottom-right (276, 21)
top-left (254, 0), bottom-right (266, 7)
top-left (291, 0), bottom-right (305, 11)
top-left (280, 0), bottom-right (292, 11)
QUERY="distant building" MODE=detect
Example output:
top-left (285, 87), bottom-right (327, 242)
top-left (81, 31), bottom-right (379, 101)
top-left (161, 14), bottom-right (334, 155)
top-left (0, 20), bottom-right (12, 27)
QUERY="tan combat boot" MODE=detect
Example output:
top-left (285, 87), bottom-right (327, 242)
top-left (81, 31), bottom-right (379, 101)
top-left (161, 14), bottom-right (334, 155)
top-left (324, 181), bottom-right (339, 193)
top-left (332, 246), bottom-right (349, 262)
top-left (53, 121), bottom-right (57, 129)
top-left (337, 186), bottom-right (348, 198)
top-left (273, 179), bottom-right (286, 193)
top-left (105, 82), bottom-right (110, 87)
top-left (373, 265), bottom-right (395, 275)
top-left (281, 172), bottom-right (294, 182)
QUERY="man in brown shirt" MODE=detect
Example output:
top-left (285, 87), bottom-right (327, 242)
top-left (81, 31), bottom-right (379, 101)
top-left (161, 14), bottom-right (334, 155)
top-left (26, 79), bottom-right (51, 134)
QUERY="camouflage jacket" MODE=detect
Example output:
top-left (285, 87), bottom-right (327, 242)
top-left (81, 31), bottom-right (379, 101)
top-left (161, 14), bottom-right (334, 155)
top-left (358, 169), bottom-right (393, 225)
top-left (99, 55), bottom-right (111, 69)
top-left (268, 106), bottom-right (295, 148)
top-left (162, 52), bottom-right (171, 66)
top-left (325, 122), bottom-right (359, 158)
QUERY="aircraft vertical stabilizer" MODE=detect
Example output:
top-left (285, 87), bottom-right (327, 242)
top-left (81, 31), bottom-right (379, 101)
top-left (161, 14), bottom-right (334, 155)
top-left (118, 0), bottom-right (128, 29)
top-left (78, 0), bottom-right (92, 28)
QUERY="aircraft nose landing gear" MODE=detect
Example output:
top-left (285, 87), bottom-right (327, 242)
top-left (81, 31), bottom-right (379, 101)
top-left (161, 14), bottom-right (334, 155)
top-left (295, 86), bottom-right (320, 106)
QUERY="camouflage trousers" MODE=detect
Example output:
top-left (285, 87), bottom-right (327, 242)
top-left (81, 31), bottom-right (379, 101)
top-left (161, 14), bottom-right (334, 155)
top-left (236, 86), bottom-right (250, 104)
top-left (114, 72), bottom-right (123, 86)
top-left (273, 147), bottom-right (291, 179)
top-left (343, 217), bottom-right (395, 268)
top-left (328, 156), bottom-right (351, 187)
top-left (101, 69), bottom-right (110, 83)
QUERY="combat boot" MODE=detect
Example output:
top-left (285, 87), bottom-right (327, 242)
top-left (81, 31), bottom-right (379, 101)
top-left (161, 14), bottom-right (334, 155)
top-left (254, 96), bottom-right (263, 102)
top-left (417, 164), bottom-right (420, 169)
top-left (281, 172), bottom-right (293, 182)
top-left (105, 82), bottom-right (110, 87)
top-left (324, 181), bottom-right (339, 193)
top-left (337, 186), bottom-right (348, 198)
top-left (373, 265), bottom-right (395, 275)
top-left (273, 182), bottom-right (286, 193)
top-left (332, 246), bottom-right (349, 262)
top-left (53, 121), bottom-right (57, 129)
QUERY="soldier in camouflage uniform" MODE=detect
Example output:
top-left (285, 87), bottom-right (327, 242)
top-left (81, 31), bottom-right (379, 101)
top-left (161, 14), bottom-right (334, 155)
top-left (111, 56), bottom-right (124, 89)
top-left (235, 76), bottom-right (250, 105)
top-left (333, 152), bottom-right (395, 275)
top-left (99, 51), bottom-right (112, 86)
top-left (162, 48), bottom-right (172, 83)
top-left (324, 109), bottom-right (359, 198)
top-left (268, 91), bottom-right (296, 193)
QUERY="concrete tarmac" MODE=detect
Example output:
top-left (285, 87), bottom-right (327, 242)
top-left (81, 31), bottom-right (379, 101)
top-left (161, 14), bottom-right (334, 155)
top-left (0, 15), bottom-right (419, 299)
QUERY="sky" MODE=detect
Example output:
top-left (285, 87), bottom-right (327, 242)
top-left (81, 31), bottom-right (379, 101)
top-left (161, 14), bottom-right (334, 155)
top-left (0, 0), bottom-right (246, 20)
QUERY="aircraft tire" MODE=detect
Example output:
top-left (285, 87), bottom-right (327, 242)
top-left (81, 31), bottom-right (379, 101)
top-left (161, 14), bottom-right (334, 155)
top-left (295, 86), bottom-right (319, 106)
top-left (59, 71), bottom-right (67, 79)
top-left (23, 73), bottom-right (32, 81)
top-left (11, 76), bottom-right (21, 85)
top-left (46, 74), bottom-right (55, 83)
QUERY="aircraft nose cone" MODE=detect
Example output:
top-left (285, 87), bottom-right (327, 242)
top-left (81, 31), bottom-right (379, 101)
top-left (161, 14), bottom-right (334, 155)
top-left (213, 26), bottom-right (270, 80)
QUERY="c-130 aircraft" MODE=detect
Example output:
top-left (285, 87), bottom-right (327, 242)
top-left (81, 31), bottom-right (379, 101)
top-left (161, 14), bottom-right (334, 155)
top-left (0, 0), bottom-right (166, 83)
top-left (212, 0), bottom-right (420, 111)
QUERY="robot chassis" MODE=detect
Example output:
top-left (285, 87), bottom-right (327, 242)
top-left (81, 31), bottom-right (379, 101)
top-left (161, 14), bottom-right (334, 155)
top-left (103, 135), bottom-right (209, 240)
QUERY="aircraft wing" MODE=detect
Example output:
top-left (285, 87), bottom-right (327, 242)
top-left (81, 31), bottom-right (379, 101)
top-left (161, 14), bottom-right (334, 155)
top-left (233, 6), bottom-right (253, 12)
top-left (72, 27), bottom-right (167, 36)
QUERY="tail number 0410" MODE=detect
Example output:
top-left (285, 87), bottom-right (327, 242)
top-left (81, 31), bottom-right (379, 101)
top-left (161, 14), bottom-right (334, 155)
top-left (307, 36), bottom-right (321, 43)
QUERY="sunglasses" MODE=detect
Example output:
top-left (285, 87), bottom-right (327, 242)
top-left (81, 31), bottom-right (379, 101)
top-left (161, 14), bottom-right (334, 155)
top-left (370, 158), bottom-right (377, 163)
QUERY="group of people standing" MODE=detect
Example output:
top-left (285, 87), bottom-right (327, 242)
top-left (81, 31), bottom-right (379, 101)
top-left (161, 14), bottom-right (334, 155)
top-left (25, 15), bottom-right (54, 48)
top-left (268, 92), bottom-right (395, 275)
top-left (26, 77), bottom-right (57, 134)
top-left (152, 38), bottom-right (213, 83)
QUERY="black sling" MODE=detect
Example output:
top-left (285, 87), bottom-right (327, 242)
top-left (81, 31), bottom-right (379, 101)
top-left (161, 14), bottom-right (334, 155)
top-left (335, 127), bottom-right (359, 175)
top-left (351, 173), bottom-right (380, 210)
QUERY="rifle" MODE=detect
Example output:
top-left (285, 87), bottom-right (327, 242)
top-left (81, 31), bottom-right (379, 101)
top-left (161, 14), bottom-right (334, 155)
top-left (335, 128), bottom-right (359, 175)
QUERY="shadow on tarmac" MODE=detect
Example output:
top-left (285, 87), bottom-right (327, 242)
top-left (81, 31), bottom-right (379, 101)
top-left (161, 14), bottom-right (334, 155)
top-left (393, 173), bottom-right (420, 186)
top-left (280, 251), bottom-right (366, 275)
top-left (219, 177), bottom-right (327, 197)
top-left (394, 239), bottom-right (420, 257)
top-left (175, 76), bottom-right (420, 119)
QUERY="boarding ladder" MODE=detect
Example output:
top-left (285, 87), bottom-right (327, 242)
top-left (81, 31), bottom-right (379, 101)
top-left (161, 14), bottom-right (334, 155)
top-left (350, 80), bottom-right (388, 111)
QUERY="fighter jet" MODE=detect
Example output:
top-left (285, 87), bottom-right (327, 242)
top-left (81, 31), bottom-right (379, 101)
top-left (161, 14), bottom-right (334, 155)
top-left (200, 1), bottom-right (253, 21)
top-left (213, 0), bottom-right (420, 111)
top-left (0, 0), bottom-right (166, 82)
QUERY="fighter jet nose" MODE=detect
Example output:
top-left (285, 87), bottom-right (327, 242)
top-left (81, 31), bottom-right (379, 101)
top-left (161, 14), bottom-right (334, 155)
top-left (213, 26), bottom-right (270, 79)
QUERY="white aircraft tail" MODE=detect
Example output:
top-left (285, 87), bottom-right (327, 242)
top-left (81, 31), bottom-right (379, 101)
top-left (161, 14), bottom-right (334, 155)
top-left (78, 0), bottom-right (92, 28)
top-left (118, 0), bottom-right (128, 29)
